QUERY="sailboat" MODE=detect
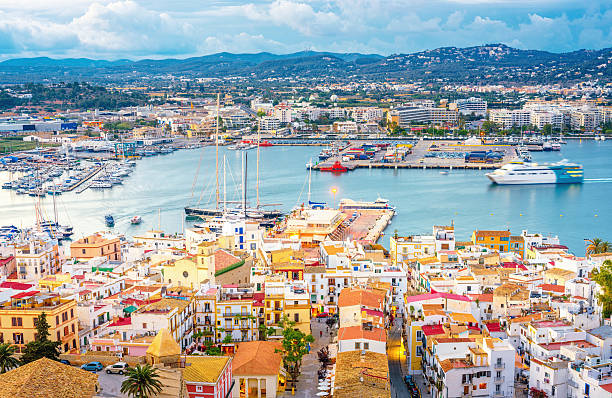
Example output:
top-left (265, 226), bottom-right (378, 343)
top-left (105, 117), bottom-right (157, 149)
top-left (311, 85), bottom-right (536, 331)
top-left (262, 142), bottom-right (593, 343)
top-left (184, 94), bottom-right (283, 222)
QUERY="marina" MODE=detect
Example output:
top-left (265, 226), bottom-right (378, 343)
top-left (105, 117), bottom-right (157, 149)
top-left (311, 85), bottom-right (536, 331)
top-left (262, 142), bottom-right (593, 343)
top-left (0, 140), bottom-right (610, 251)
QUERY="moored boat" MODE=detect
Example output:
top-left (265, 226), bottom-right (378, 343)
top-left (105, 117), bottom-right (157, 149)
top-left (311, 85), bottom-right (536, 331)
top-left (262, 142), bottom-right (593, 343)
top-left (319, 161), bottom-right (349, 173)
top-left (130, 216), bottom-right (142, 225)
top-left (105, 214), bottom-right (115, 227)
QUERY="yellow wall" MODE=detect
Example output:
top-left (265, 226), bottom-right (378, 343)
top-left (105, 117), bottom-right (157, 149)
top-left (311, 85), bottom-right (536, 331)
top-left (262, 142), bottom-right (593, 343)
top-left (409, 324), bottom-right (423, 372)
top-left (0, 300), bottom-right (79, 353)
top-left (163, 257), bottom-right (211, 289)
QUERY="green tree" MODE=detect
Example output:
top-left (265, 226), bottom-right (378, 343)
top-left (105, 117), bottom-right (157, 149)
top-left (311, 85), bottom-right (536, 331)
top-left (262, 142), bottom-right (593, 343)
top-left (0, 343), bottom-right (19, 373)
top-left (276, 317), bottom-right (315, 390)
top-left (541, 124), bottom-right (553, 135)
top-left (256, 110), bottom-right (267, 118)
top-left (20, 313), bottom-right (61, 364)
top-left (592, 260), bottom-right (612, 318)
top-left (120, 364), bottom-right (163, 398)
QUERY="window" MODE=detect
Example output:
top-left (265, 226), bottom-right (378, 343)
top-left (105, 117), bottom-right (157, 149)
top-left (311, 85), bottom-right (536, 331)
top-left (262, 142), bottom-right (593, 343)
top-left (294, 313), bottom-right (299, 322)
top-left (82, 249), bottom-right (86, 254)
top-left (354, 342), bottom-right (360, 349)
top-left (183, 271), bottom-right (189, 278)
top-left (142, 323), bottom-right (147, 329)
top-left (70, 309), bottom-right (74, 318)
top-left (56, 315), bottom-right (60, 325)
top-left (11, 317), bottom-right (22, 327)
top-left (196, 386), bottom-right (203, 392)
top-left (363, 342), bottom-right (369, 350)
top-left (56, 331), bottom-right (61, 340)
top-left (13, 333), bottom-right (23, 344)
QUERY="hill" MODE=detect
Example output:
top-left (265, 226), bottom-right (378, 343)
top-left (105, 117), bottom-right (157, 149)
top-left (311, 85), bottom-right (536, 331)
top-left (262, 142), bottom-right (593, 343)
top-left (0, 45), bottom-right (609, 84)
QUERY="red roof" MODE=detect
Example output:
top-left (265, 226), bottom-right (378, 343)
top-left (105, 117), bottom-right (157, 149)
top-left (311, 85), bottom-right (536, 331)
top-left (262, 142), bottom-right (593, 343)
top-left (485, 322), bottom-right (502, 332)
top-left (0, 256), bottom-right (14, 266)
top-left (253, 292), bottom-right (265, 307)
top-left (538, 284), bottom-right (565, 293)
top-left (0, 281), bottom-right (33, 290)
top-left (109, 317), bottom-right (132, 327)
top-left (539, 340), bottom-right (595, 351)
top-left (502, 262), bottom-right (528, 271)
top-left (422, 324), bottom-right (445, 336)
top-left (11, 290), bottom-right (39, 299)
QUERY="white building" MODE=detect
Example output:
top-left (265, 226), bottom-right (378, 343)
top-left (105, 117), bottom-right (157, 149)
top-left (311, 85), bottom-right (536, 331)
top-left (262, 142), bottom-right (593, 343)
top-left (457, 97), bottom-right (488, 117)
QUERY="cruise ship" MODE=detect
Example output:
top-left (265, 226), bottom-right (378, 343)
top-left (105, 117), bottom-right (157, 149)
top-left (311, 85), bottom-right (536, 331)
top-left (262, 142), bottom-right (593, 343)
top-left (486, 161), bottom-right (583, 185)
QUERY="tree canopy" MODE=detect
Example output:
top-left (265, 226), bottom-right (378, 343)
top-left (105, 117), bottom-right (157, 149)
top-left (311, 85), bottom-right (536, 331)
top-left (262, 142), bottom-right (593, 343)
top-left (20, 312), bottom-right (61, 364)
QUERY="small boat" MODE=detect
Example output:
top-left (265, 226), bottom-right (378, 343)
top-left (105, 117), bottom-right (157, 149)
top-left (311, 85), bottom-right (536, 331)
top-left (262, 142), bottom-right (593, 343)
top-left (130, 216), bottom-right (142, 225)
top-left (105, 214), bottom-right (115, 227)
top-left (319, 161), bottom-right (349, 173)
top-left (551, 143), bottom-right (561, 151)
top-left (257, 140), bottom-right (274, 147)
top-left (439, 171), bottom-right (449, 175)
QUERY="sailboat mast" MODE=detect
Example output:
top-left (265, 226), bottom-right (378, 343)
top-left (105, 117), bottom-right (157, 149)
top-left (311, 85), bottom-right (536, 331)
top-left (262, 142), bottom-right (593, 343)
top-left (242, 152), bottom-right (247, 214)
top-left (256, 119), bottom-right (260, 208)
top-left (215, 93), bottom-right (220, 209)
top-left (52, 187), bottom-right (58, 224)
top-left (307, 159), bottom-right (312, 204)
top-left (223, 155), bottom-right (226, 212)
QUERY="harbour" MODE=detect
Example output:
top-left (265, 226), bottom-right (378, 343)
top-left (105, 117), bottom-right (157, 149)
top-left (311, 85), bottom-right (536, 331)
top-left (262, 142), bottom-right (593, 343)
top-left (0, 140), bottom-right (610, 252)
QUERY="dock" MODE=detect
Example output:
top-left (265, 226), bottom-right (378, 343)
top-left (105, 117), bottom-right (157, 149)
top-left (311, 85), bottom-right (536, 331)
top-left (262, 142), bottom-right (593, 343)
top-left (64, 166), bottom-right (104, 192)
top-left (313, 140), bottom-right (519, 171)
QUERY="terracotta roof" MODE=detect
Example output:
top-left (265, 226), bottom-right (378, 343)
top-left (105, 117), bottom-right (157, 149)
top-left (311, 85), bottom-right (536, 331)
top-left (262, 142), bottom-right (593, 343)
top-left (0, 357), bottom-right (98, 398)
top-left (183, 356), bottom-right (230, 383)
top-left (232, 341), bottom-right (282, 376)
top-left (338, 287), bottom-right (384, 309)
top-left (440, 358), bottom-right (473, 373)
top-left (538, 284), bottom-right (566, 293)
top-left (214, 249), bottom-right (242, 272)
top-left (338, 326), bottom-right (386, 342)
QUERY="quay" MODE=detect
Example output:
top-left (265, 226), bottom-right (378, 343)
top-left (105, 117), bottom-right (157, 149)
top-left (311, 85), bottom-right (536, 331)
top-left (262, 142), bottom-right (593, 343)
top-left (313, 139), bottom-right (518, 171)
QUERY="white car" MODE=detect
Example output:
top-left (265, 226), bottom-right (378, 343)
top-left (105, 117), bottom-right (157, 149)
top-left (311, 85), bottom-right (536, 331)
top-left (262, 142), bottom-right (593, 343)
top-left (105, 362), bottom-right (129, 375)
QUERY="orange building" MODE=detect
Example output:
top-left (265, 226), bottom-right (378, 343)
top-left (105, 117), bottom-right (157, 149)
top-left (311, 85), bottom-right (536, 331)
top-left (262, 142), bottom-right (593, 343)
top-left (471, 230), bottom-right (511, 252)
top-left (70, 233), bottom-right (122, 261)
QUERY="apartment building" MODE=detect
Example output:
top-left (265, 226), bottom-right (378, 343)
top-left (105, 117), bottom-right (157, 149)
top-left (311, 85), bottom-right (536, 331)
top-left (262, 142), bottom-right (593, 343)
top-left (70, 233), bottom-right (122, 262)
top-left (131, 296), bottom-right (195, 350)
top-left (457, 97), bottom-right (488, 117)
top-left (14, 238), bottom-right (61, 281)
top-left (0, 292), bottom-right (79, 353)
top-left (488, 109), bottom-right (531, 129)
top-left (215, 286), bottom-right (259, 344)
top-left (258, 116), bottom-right (280, 132)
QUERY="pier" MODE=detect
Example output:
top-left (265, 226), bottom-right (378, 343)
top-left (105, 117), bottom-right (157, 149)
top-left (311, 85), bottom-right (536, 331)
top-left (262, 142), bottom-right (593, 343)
top-left (64, 166), bottom-right (104, 192)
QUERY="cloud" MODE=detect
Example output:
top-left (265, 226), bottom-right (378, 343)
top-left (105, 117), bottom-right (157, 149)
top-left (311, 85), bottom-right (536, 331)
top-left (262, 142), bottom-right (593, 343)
top-left (0, 0), bottom-right (609, 59)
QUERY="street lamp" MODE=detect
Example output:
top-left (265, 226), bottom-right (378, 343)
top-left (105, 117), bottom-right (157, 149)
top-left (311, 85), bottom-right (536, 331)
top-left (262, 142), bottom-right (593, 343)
top-left (331, 187), bottom-right (338, 208)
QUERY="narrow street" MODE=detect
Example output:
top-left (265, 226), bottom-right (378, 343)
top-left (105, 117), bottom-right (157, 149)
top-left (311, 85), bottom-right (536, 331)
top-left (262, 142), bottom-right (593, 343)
top-left (387, 317), bottom-right (409, 398)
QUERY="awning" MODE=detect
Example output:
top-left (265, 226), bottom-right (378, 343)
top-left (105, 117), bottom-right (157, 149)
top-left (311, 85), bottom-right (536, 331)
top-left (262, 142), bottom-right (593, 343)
top-left (123, 305), bottom-right (137, 314)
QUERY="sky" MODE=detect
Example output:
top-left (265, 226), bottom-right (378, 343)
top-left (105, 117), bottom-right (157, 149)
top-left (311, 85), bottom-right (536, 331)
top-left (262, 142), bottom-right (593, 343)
top-left (0, 0), bottom-right (610, 59)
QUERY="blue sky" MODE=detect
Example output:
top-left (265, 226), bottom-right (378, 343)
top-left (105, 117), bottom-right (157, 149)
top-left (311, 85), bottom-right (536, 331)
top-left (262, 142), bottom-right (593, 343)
top-left (0, 0), bottom-right (610, 59)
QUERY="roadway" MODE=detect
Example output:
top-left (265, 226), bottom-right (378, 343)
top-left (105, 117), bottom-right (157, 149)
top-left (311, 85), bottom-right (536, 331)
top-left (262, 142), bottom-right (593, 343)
top-left (387, 317), bottom-right (409, 398)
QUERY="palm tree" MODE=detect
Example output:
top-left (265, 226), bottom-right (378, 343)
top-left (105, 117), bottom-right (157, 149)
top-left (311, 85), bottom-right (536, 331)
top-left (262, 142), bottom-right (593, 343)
top-left (120, 364), bottom-right (163, 398)
top-left (0, 343), bottom-right (19, 373)
top-left (586, 238), bottom-right (610, 256)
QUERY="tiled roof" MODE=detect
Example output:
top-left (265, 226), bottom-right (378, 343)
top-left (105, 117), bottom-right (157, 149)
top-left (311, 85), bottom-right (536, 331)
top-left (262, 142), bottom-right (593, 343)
top-left (338, 326), bottom-right (386, 342)
top-left (538, 284), bottom-right (565, 293)
top-left (214, 249), bottom-right (242, 272)
top-left (338, 287), bottom-right (384, 309)
top-left (0, 281), bottom-right (33, 290)
top-left (0, 357), bottom-right (98, 398)
top-left (183, 356), bottom-right (230, 383)
top-left (232, 341), bottom-right (282, 376)
top-left (146, 328), bottom-right (180, 358)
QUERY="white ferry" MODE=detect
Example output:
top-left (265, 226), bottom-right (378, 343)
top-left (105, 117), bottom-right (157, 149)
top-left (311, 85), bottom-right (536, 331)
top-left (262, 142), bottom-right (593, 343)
top-left (486, 161), bottom-right (583, 185)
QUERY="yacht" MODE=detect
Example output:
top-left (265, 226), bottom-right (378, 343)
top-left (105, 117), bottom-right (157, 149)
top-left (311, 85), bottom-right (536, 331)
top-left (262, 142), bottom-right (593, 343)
top-left (130, 216), bottom-right (142, 225)
top-left (338, 197), bottom-right (395, 212)
top-left (105, 215), bottom-right (115, 227)
top-left (486, 161), bottom-right (583, 185)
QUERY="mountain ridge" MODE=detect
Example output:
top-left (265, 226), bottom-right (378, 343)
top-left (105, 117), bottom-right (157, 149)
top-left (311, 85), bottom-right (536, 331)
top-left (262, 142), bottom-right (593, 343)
top-left (0, 44), bottom-right (609, 84)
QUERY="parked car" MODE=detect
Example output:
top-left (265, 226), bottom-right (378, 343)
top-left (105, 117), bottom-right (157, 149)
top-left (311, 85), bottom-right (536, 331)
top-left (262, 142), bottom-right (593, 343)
top-left (59, 359), bottom-right (71, 366)
top-left (81, 362), bottom-right (103, 372)
top-left (105, 362), bottom-right (129, 375)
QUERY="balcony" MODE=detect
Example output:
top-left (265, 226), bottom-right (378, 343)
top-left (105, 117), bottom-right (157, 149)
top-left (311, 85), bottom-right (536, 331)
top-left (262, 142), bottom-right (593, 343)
top-left (492, 393), bottom-right (504, 398)
top-left (494, 376), bottom-right (504, 383)
top-left (494, 362), bottom-right (505, 370)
